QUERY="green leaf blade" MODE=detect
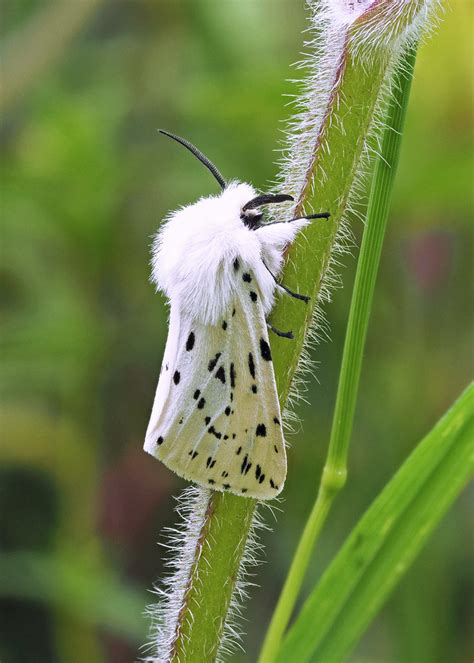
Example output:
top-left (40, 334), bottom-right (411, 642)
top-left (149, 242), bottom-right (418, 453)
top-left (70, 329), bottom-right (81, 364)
top-left (278, 383), bottom-right (474, 663)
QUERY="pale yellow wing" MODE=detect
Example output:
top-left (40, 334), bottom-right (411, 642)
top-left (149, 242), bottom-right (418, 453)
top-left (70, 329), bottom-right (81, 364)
top-left (144, 268), bottom-right (286, 499)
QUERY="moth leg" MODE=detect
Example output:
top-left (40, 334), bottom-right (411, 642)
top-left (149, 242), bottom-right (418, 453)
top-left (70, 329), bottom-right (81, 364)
top-left (277, 281), bottom-right (310, 303)
top-left (264, 262), bottom-right (310, 303)
top-left (262, 212), bottom-right (330, 228)
top-left (267, 322), bottom-right (294, 339)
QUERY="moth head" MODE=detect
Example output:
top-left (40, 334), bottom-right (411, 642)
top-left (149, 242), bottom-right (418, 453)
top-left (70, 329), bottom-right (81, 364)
top-left (240, 193), bottom-right (294, 230)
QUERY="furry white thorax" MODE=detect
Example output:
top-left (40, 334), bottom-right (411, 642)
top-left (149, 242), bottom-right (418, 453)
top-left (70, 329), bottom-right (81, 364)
top-left (152, 181), bottom-right (308, 325)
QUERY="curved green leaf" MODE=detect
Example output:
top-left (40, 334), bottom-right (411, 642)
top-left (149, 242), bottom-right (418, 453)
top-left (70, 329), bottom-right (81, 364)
top-left (278, 383), bottom-right (474, 662)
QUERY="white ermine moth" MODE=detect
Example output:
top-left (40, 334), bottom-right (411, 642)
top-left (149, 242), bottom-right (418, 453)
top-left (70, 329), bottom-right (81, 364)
top-left (144, 131), bottom-right (329, 499)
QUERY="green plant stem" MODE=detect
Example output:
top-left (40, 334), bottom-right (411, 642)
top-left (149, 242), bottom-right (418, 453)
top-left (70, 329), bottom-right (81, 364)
top-left (258, 46), bottom-right (418, 663)
top-left (169, 491), bottom-right (257, 661)
top-left (328, 49), bottom-right (417, 469)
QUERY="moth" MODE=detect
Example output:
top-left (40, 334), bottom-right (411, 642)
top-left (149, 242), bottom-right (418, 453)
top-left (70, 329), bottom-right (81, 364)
top-left (144, 131), bottom-right (329, 499)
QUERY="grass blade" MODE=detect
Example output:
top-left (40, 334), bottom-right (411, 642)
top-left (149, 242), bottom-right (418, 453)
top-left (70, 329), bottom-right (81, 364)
top-left (277, 382), bottom-right (474, 662)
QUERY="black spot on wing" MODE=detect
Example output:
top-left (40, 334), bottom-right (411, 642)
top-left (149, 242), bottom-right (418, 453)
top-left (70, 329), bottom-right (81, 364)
top-left (173, 370), bottom-right (180, 385)
top-left (248, 352), bottom-right (256, 379)
top-left (208, 353), bottom-right (221, 372)
top-left (215, 365), bottom-right (226, 383)
top-left (236, 446), bottom-right (242, 455)
top-left (232, 308), bottom-right (236, 317)
top-left (193, 389), bottom-right (200, 400)
top-left (222, 471), bottom-right (229, 478)
top-left (208, 426), bottom-right (222, 440)
top-left (233, 258), bottom-right (240, 271)
top-left (189, 450), bottom-right (198, 459)
top-left (241, 488), bottom-right (248, 494)
top-left (251, 384), bottom-right (257, 394)
top-left (256, 423), bottom-right (267, 437)
top-left (241, 455), bottom-right (252, 475)
top-left (250, 291), bottom-right (258, 302)
top-left (223, 483), bottom-right (231, 490)
top-left (208, 479), bottom-right (215, 485)
top-left (255, 464), bottom-right (265, 484)
top-left (225, 406), bottom-right (231, 416)
top-left (273, 416), bottom-right (280, 425)
top-left (260, 338), bottom-right (272, 361)
top-left (186, 332), bottom-right (195, 351)
top-left (230, 363), bottom-right (236, 388)
top-left (205, 416), bottom-right (211, 425)
top-left (157, 436), bottom-right (164, 446)
top-left (270, 479), bottom-right (278, 490)
top-left (242, 272), bottom-right (252, 283)
top-left (274, 445), bottom-right (279, 454)
top-left (197, 397), bottom-right (206, 409)
top-left (222, 320), bottom-right (227, 331)
top-left (206, 457), bottom-right (216, 469)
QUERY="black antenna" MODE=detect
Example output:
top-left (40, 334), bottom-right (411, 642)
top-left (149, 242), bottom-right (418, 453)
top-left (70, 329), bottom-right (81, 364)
top-left (242, 193), bottom-right (294, 211)
top-left (159, 130), bottom-right (226, 190)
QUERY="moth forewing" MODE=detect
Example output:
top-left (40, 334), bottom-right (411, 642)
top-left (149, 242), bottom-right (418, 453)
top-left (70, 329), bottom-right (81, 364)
top-left (144, 133), bottom-right (322, 500)
top-left (144, 272), bottom-right (286, 500)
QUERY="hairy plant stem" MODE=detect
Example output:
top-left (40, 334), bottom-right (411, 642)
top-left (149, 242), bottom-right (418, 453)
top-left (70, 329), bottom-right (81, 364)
top-left (258, 46), bottom-right (418, 663)
top-left (151, 0), bottom-right (435, 655)
top-left (168, 492), bottom-right (256, 661)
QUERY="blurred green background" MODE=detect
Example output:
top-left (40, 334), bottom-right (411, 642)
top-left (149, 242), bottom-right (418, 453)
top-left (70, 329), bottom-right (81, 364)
top-left (1, 2), bottom-right (472, 662)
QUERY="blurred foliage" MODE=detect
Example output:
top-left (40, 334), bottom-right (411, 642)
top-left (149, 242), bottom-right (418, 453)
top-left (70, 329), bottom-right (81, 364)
top-left (0, 2), bottom-right (472, 662)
